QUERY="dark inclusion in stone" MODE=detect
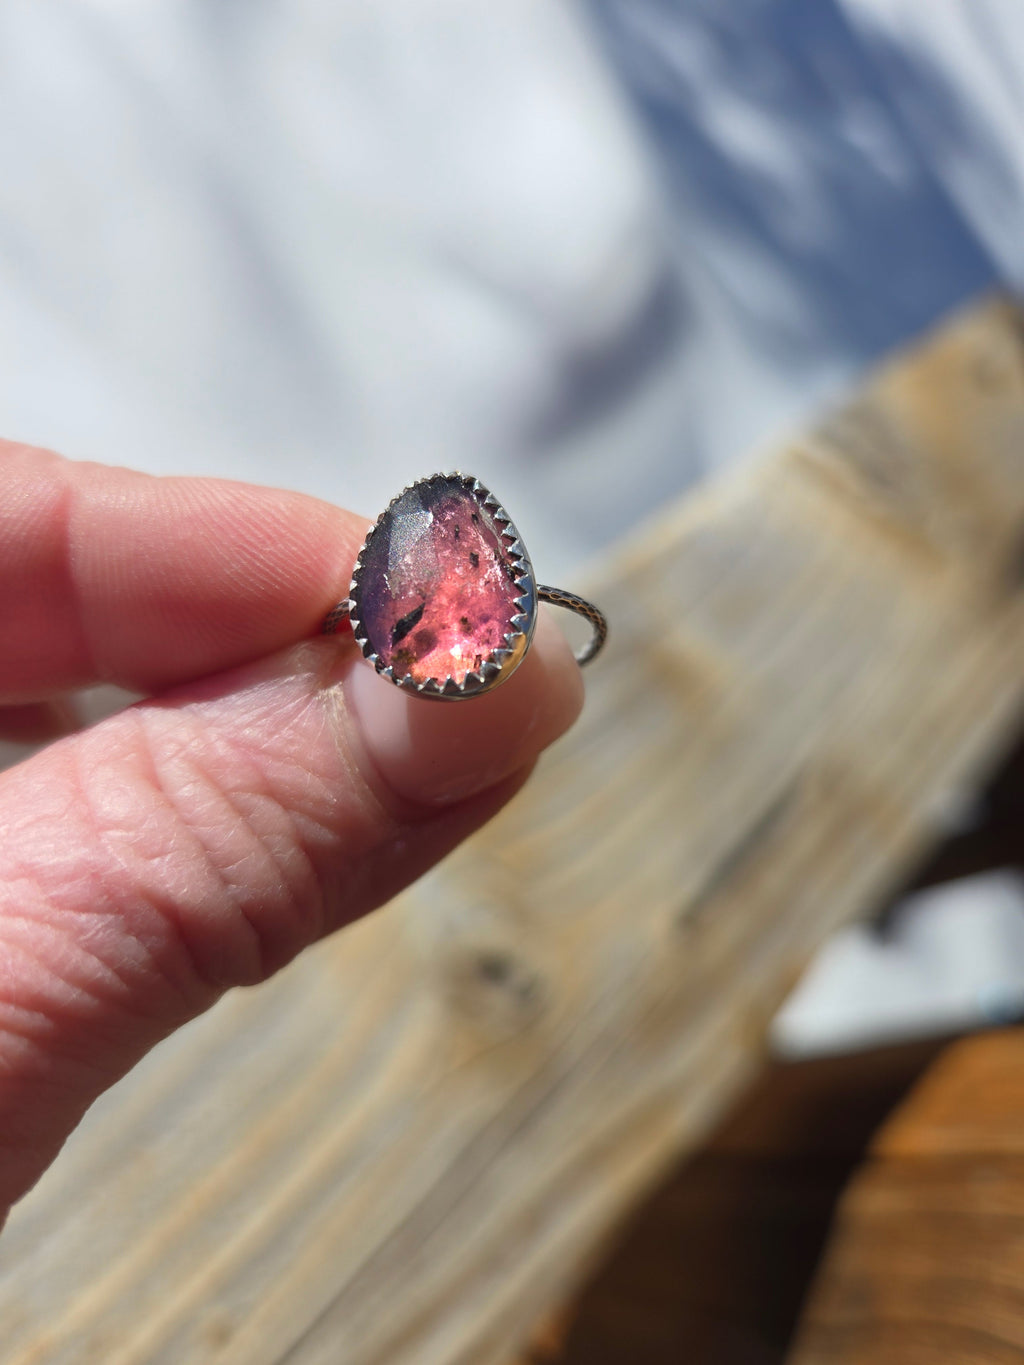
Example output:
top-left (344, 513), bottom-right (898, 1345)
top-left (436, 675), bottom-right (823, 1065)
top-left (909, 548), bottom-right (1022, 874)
top-left (356, 476), bottom-right (524, 685)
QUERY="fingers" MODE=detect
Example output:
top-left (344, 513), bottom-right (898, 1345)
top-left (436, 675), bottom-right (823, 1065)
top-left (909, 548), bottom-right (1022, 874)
top-left (0, 442), bottom-right (367, 703)
top-left (0, 614), bottom-right (583, 1212)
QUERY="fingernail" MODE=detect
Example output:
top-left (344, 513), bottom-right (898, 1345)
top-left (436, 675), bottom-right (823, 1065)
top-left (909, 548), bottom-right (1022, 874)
top-left (342, 612), bottom-right (584, 807)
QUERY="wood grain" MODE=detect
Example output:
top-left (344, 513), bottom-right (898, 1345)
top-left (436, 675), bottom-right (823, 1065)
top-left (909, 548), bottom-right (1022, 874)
top-left (528, 1035), bottom-right (951, 1364)
top-left (4, 296), bottom-right (1024, 1365)
top-left (790, 1029), bottom-right (1024, 1365)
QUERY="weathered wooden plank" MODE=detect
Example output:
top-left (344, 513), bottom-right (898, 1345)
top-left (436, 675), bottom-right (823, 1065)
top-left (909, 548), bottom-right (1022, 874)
top-left (3, 297), bottom-right (1024, 1365)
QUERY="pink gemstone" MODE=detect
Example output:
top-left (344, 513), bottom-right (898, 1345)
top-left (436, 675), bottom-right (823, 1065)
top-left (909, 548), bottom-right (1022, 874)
top-left (355, 476), bottom-right (525, 686)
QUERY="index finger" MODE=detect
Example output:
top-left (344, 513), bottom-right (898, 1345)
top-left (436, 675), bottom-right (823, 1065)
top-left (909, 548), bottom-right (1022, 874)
top-left (0, 443), bottom-right (368, 703)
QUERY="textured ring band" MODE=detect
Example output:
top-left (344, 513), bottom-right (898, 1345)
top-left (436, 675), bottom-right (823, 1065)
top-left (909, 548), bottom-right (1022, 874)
top-left (322, 472), bottom-right (607, 700)
top-left (534, 585), bottom-right (607, 667)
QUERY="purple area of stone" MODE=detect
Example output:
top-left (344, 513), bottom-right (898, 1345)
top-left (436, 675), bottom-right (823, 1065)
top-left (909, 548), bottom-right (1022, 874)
top-left (356, 477), bottom-right (522, 685)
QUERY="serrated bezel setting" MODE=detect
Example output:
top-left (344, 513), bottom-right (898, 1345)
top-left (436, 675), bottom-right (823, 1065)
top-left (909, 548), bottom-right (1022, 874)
top-left (347, 472), bottom-right (537, 701)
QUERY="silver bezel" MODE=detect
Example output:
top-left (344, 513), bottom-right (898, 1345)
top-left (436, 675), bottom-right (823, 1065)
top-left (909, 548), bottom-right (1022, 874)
top-left (348, 472), bottom-right (537, 700)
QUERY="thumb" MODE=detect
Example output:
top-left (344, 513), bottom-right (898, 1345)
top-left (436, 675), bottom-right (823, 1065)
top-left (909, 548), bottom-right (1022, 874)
top-left (0, 615), bottom-right (581, 1213)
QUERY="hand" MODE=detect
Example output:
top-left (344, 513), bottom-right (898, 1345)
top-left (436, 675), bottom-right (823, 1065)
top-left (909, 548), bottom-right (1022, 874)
top-left (0, 444), bottom-right (582, 1220)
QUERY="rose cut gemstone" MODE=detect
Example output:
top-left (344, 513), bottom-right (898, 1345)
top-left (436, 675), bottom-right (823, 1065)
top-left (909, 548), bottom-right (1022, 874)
top-left (354, 475), bottom-right (532, 690)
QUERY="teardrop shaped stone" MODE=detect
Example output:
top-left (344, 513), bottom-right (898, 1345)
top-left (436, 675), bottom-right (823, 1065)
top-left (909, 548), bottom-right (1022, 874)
top-left (355, 476), bottom-right (525, 686)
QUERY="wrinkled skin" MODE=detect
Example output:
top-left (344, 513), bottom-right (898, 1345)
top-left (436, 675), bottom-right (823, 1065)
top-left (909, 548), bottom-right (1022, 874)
top-left (0, 444), bottom-right (583, 1222)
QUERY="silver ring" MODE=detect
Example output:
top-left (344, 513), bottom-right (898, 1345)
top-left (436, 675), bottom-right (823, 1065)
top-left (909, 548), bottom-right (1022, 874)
top-left (322, 472), bottom-right (607, 700)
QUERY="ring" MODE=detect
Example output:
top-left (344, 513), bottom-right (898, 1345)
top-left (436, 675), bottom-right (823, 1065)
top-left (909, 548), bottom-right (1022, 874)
top-left (322, 472), bottom-right (607, 700)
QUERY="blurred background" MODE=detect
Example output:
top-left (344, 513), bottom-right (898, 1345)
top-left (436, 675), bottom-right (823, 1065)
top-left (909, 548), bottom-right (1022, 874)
top-left (1, 0), bottom-right (1023, 1056)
